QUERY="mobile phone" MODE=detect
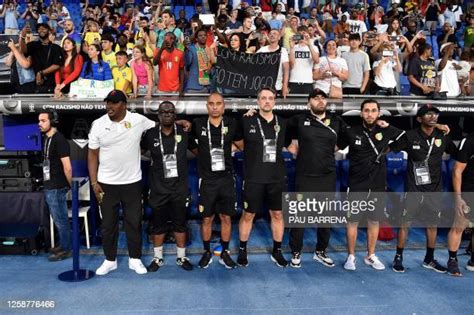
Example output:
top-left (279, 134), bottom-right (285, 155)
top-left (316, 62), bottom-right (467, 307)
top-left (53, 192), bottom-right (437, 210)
top-left (293, 34), bottom-right (303, 41)
top-left (383, 50), bottom-right (394, 57)
top-left (389, 35), bottom-right (400, 42)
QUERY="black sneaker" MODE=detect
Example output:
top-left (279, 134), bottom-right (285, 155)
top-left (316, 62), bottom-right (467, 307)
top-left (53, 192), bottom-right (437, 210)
top-left (422, 259), bottom-right (447, 273)
top-left (313, 250), bottom-right (334, 268)
top-left (237, 248), bottom-right (248, 267)
top-left (198, 251), bottom-right (213, 269)
top-left (447, 258), bottom-right (462, 277)
top-left (290, 251), bottom-right (301, 268)
top-left (392, 254), bottom-right (405, 273)
top-left (48, 250), bottom-right (72, 262)
top-left (271, 249), bottom-right (288, 267)
top-left (147, 258), bottom-right (164, 272)
top-left (219, 250), bottom-right (237, 269)
top-left (466, 260), bottom-right (474, 272)
top-left (176, 257), bottom-right (193, 271)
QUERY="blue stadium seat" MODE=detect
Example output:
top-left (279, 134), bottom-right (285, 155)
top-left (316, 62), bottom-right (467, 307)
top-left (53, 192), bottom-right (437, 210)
top-left (386, 151), bottom-right (407, 193)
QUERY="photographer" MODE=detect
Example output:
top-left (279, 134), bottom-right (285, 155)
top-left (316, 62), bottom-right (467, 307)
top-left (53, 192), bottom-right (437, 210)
top-left (372, 43), bottom-right (402, 95)
top-left (6, 38), bottom-right (35, 93)
top-left (289, 25), bottom-right (320, 94)
top-left (20, 1), bottom-right (39, 31)
top-left (0, 0), bottom-right (20, 35)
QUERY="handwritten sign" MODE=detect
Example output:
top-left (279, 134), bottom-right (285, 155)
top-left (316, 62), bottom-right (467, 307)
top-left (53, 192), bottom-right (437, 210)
top-left (214, 46), bottom-right (281, 95)
top-left (69, 79), bottom-right (114, 99)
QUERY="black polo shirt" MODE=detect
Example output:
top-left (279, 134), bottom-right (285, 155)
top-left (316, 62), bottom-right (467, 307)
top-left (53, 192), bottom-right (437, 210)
top-left (142, 125), bottom-right (196, 194)
top-left (191, 116), bottom-right (242, 180)
top-left (289, 112), bottom-right (347, 177)
top-left (43, 131), bottom-right (70, 190)
top-left (341, 124), bottom-right (404, 191)
top-left (455, 134), bottom-right (474, 192)
top-left (241, 114), bottom-right (289, 184)
top-left (390, 128), bottom-right (457, 192)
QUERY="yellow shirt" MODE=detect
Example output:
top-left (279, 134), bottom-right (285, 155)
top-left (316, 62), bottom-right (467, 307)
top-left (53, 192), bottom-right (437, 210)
top-left (102, 50), bottom-right (117, 69)
top-left (282, 27), bottom-right (296, 51)
top-left (112, 66), bottom-right (132, 94)
top-left (84, 32), bottom-right (101, 46)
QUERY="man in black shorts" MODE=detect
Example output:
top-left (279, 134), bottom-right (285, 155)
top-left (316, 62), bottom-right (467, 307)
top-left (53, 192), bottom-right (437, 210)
top-left (288, 88), bottom-right (348, 268)
top-left (141, 101), bottom-right (196, 272)
top-left (390, 104), bottom-right (457, 273)
top-left (446, 133), bottom-right (474, 276)
top-left (192, 92), bottom-right (240, 269)
top-left (236, 87), bottom-right (289, 268)
top-left (339, 99), bottom-right (404, 271)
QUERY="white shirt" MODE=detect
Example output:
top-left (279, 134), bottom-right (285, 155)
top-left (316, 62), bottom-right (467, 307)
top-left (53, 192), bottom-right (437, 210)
top-left (290, 43), bottom-right (317, 84)
top-left (436, 59), bottom-right (461, 97)
top-left (313, 56), bottom-right (348, 94)
top-left (373, 59), bottom-right (397, 88)
top-left (257, 46), bottom-right (289, 90)
top-left (88, 111), bottom-right (155, 185)
top-left (347, 19), bottom-right (367, 36)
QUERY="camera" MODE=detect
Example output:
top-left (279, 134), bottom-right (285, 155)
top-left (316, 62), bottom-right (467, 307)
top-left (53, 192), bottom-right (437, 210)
top-left (382, 50), bottom-right (394, 57)
top-left (292, 34), bottom-right (303, 41)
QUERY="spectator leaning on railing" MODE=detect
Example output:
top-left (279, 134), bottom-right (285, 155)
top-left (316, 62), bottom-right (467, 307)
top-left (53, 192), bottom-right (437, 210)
top-left (80, 43), bottom-right (113, 81)
top-left (54, 38), bottom-right (84, 98)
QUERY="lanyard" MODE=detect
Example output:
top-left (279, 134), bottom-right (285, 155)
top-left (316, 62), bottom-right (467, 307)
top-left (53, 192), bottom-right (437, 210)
top-left (44, 134), bottom-right (54, 160)
top-left (256, 114), bottom-right (279, 143)
top-left (425, 138), bottom-right (435, 162)
top-left (314, 116), bottom-right (337, 136)
top-left (207, 118), bottom-right (224, 150)
top-left (158, 124), bottom-right (178, 157)
top-left (363, 130), bottom-right (386, 163)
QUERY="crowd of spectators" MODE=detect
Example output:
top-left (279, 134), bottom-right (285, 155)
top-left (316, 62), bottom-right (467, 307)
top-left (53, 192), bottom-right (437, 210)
top-left (1, 0), bottom-right (473, 98)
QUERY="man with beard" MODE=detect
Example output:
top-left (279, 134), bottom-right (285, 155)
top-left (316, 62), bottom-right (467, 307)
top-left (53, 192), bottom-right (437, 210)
top-left (339, 99), bottom-right (404, 271)
top-left (390, 105), bottom-right (457, 273)
top-left (235, 88), bottom-right (290, 268)
top-left (88, 90), bottom-right (156, 276)
top-left (38, 110), bottom-right (72, 262)
top-left (60, 19), bottom-right (82, 52)
top-left (142, 101), bottom-right (197, 272)
top-left (19, 23), bottom-right (63, 93)
top-left (288, 88), bottom-right (347, 268)
top-left (257, 30), bottom-right (289, 98)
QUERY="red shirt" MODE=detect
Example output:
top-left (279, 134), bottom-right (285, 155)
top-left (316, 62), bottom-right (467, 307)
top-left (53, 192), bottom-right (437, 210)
top-left (55, 54), bottom-right (84, 86)
top-left (155, 48), bottom-right (184, 92)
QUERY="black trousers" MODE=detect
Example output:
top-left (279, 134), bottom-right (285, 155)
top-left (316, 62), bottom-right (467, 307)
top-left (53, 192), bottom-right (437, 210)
top-left (289, 173), bottom-right (336, 253)
top-left (100, 181), bottom-right (143, 261)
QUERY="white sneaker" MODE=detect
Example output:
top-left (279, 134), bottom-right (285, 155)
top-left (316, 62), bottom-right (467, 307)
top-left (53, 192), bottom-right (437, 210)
top-left (129, 258), bottom-right (148, 274)
top-left (364, 254), bottom-right (385, 270)
top-left (344, 254), bottom-right (356, 271)
top-left (96, 259), bottom-right (117, 276)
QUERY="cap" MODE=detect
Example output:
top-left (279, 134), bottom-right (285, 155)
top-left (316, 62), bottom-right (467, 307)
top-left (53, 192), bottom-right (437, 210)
top-left (104, 90), bottom-right (127, 103)
top-left (36, 23), bottom-right (51, 31)
top-left (308, 88), bottom-right (328, 100)
top-left (416, 104), bottom-right (440, 117)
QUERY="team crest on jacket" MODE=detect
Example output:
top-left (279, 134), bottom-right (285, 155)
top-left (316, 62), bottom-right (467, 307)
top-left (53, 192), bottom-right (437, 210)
top-left (435, 139), bottom-right (442, 147)
top-left (222, 126), bottom-right (228, 135)
top-left (175, 135), bottom-right (182, 143)
top-left (324, 119), bottom-right (331, 126)
top-left (375, 133), bottom-right (383, 141)
top-left (199, 205), bottom-right (204, 213)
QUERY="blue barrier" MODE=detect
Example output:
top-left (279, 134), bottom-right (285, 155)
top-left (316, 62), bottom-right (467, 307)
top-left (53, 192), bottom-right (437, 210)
top-left (58, 181), bottom-right (95, 282)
